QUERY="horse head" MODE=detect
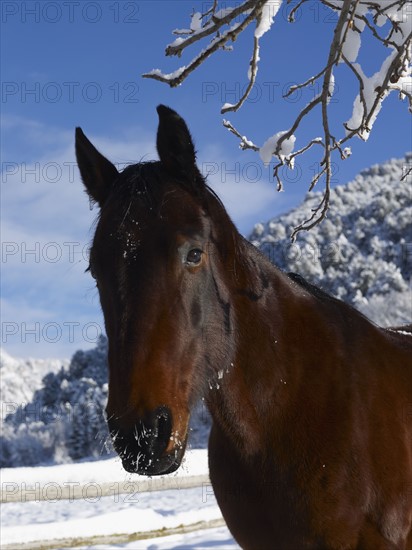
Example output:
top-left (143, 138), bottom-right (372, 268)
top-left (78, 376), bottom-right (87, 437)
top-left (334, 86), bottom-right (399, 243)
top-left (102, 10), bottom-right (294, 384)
top-left (76, 106), bottom-right (237, 475)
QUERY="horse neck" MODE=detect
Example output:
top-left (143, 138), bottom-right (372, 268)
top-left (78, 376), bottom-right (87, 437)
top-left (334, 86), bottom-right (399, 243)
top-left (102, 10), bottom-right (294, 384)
top-left (206, 236), bottom-right (318, 457)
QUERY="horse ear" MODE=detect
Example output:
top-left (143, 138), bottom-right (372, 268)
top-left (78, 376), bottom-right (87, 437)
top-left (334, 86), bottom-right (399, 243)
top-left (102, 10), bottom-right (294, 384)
top-left (75, 127), bottom-right (119, 207)
top-left (156, 105), bottom-right (198, 177)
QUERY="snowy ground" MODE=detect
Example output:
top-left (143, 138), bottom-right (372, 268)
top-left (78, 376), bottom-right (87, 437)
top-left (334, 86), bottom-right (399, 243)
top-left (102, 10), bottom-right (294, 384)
top-left (1, 449), bottom-right (239, 549)
top-left (81, 526), bottom-right (237, 549)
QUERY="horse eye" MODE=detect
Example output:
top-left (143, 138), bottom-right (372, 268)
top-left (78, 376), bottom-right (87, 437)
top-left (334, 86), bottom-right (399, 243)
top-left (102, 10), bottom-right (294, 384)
top-left (185, 248), bottom-right (203, 266)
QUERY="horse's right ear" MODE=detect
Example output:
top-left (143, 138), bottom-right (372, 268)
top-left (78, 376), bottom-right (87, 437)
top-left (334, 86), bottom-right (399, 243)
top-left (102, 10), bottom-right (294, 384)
top-left (156, 105), bottom-right (198, 178)
top-left (75, 128), bottom-right (119, 207)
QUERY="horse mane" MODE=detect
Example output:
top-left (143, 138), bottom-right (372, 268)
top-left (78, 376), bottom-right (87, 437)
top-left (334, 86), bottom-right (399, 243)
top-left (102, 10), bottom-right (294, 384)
top-left (287, 271), bottom-right (375, 324)
top-left (287, 272), bottom-right (337, 303)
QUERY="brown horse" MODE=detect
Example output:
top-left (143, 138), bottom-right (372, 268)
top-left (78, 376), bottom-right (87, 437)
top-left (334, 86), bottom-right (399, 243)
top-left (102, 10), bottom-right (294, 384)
top-left (76, 105), bottom-right (412, 549)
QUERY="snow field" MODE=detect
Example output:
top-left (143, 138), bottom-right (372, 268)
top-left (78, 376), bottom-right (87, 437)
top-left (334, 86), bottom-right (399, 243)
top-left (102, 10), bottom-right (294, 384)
top-left (80, 526), bottom-right (238, 549)
top-left (1, 450), bottom-right (239, 549)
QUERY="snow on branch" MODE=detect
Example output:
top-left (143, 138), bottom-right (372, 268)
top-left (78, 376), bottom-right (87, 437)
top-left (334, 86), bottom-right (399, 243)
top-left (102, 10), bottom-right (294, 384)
top-left (143, 0), bottom-right (270, 89)
top-left (143, 0), bottom-right (411, 238)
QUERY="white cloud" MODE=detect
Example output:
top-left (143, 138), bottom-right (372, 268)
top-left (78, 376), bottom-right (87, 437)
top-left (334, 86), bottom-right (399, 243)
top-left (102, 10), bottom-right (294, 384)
top-left (2, 118), bottom-right (156, 239)
top-left (0, 296), bottom-right (105, 359)
top-left (2, 117), bottom-right (155, 358)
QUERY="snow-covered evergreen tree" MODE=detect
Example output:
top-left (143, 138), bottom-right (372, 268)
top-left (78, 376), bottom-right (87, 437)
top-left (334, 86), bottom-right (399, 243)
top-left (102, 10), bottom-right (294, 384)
top-left (250, 154), bottom-right (411, 325)
top-left (0, 336), bottom-right (110, 467)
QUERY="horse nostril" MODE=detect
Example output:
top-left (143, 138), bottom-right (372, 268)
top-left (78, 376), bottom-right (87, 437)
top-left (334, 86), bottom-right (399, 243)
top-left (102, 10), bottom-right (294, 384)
top-left (153, 406), bottom-right (172, 451)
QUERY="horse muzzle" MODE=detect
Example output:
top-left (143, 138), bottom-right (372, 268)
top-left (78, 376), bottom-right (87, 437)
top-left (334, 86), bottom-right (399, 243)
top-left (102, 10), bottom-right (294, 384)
top-left (107, 406), bottom-right (187, 475)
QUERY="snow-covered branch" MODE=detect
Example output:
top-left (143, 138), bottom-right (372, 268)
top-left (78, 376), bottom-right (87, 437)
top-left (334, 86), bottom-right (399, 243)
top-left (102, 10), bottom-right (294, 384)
top-left (142, 0), bottom-right (270, 88)
top-left (144, 0), bottom-right (411, 238)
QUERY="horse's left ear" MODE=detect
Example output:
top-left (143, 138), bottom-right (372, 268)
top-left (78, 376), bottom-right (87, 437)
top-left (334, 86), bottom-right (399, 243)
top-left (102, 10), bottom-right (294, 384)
top-left (75, 127), bottom-right (119, 207)
top-left (156, 105), bottom-right (198, 178)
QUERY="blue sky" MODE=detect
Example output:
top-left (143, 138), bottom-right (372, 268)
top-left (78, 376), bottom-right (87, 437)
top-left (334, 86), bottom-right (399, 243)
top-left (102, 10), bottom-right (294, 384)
top-left (1, 1), bottom-right (411, 358)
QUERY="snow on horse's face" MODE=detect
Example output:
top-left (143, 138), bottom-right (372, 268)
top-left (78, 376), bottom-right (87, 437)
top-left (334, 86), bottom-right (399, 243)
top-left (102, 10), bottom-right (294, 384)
top-left (76, 106), bottom-right (236, 474)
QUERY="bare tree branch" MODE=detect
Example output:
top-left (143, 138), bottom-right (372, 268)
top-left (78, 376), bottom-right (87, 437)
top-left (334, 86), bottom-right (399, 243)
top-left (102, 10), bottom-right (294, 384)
top-left (401, 166), bottom-right (412, 181)
top-left (144, 0), bottom-right (411, 238)
top-left (289, 0), bottom-right (355, 239)
top-left (165, 0), bottom-right (262, 58)
top-left (222, 120), bottom-right (260, 151)
top-left (143, 1), bottom-right (268, 87)
top-left (221, 34), bottom-right (260, 113)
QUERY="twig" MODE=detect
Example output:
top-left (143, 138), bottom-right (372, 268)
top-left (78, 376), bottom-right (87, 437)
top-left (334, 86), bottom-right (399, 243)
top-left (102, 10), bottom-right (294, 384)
top-left (222, 120), bottom-right (259, 151)
top-left (401, 166), bottom-right (412, 181)
top-left (143, 3), bottom-right (265, 88)
top-left (165, 0), bottom-right (262, 58)
top-left (221, 33), bottom-right (260, 113)
top-left (289, 0), bottom-right (355, 239)
top-left (287, 0), bottom-right (309, 22)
